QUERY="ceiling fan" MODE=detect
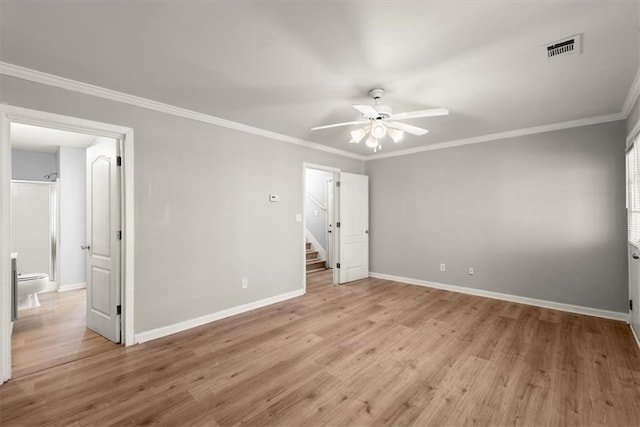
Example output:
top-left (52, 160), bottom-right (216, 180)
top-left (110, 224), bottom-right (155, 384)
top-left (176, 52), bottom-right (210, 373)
top-left (311, 88), bottom-right (449, 152)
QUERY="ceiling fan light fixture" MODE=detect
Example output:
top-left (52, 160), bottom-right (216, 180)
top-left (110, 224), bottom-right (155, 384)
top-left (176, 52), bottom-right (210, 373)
top-left (370, 122), bottom-right (387, 139)
top-left (365, 134), bottom-right (379, 148)
top-left (349, 128), bottom-right (367, 143)
top-left (312, 88), bottom-right (446, 152)
top-left (388, 127), bottom-right (404, 143)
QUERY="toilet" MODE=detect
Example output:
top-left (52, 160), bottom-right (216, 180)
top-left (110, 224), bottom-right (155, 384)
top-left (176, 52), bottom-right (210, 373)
top-left (17, 273), bottom-right (49, 310)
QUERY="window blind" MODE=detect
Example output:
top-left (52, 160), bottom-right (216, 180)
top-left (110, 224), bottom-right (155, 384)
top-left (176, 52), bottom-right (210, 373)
top-left (627, 142), bottom-right (640, 246)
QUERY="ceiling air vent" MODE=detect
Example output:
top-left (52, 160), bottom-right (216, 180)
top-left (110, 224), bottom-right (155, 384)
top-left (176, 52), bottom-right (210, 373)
top-left (545, 33), bottom-right (583, 59)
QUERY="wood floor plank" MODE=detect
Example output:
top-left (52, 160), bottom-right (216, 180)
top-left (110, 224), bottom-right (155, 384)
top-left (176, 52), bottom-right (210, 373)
top-left (10, 289), bottom-right (120, 379)
top-left (2, 270), bottom-right (640, 426)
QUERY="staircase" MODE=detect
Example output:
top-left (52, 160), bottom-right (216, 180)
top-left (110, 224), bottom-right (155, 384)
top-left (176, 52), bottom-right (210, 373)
top-left (306, 241), bottom-right (326, 273)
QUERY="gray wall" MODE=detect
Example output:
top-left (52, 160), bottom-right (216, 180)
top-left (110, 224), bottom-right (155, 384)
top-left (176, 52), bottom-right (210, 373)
top-left (58, 145), bottom-right (86, 287)
top-left (11, 149), bottom-right (57, 181)
top-left (366, 121), bottom-right (628, 313)
top-left (0, 75), bottom-right (364, 333)
top-left (305, 168), bottom-right (332, 251)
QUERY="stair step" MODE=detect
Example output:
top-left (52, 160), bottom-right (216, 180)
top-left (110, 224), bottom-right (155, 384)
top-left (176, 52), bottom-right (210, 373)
top-left (306, 250), bottom-right (319, 260)
top-left (306, 259), bottom-right (326, 271)
top-left (306, 268), bottom-right (328, 274)
top-left (305, 242), bottom-right (311, 250)
top-left (306, 267), bottom-right (327, 273)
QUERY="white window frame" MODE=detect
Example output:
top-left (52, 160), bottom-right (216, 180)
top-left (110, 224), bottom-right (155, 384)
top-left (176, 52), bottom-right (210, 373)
top-left (627, 140), bottom-right (640, 249)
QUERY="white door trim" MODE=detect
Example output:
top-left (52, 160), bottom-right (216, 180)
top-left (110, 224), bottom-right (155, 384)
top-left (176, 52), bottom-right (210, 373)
top-left (325, 176), bottom-right (334, 269)
top-left (0, 104), bottom-right (136, 383)
top-left (302, 163), bottom-right (341, 290)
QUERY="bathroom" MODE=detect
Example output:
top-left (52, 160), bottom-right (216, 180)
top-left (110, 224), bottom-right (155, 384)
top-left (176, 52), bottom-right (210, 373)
top-left (10, 123), bottom-right (119, 377)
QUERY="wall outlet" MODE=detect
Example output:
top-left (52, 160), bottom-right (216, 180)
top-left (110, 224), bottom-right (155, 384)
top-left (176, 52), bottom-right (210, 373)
top-left (440, 263), bottom-right (446, 272)
top-left (468, 267), bottom-right (474, 276)
top-left (241, 278), bottom-right (248, 289)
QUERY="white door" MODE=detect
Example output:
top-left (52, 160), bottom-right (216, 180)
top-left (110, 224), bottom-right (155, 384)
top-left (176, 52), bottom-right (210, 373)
top-left (630, 246), bottom-right (640, 339)
top-left (338, 173), bottom-right (369, 283)
top-left (326, 177), bottom-right (334, 269)
top-left (86, 140), bottom-right (121, 343)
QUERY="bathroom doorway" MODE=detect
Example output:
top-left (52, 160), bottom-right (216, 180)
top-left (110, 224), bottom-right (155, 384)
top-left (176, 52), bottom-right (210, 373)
top-left (0, 105), bottom-right (135, 383)
top-left (9, 125), bottom-right (121, 378)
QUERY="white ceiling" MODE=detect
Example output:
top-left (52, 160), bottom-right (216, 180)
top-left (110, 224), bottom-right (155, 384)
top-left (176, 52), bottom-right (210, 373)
top-left (1, 2), bottom-right (638, 156)
top-left (11, 123), bottom-right (97, 153)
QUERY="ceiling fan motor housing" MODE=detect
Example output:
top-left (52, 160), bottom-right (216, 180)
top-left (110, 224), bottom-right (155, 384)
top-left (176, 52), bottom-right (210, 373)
top-left (372, 104), bottom-right (392, 120)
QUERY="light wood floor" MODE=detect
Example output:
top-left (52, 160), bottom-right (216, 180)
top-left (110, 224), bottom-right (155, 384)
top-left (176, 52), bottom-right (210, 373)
top-left (2, 271), bottom-right (640, 426)
top-left (11, 289), bottom-right (120, 378)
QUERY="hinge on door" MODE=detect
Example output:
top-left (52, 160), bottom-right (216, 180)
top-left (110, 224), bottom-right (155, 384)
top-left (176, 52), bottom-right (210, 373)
top-left (336, 181), bottom-right (341, 187)
top-left (336, 263), bottom-right (340, 269)
top-left (117, 156), bottom-right (122, 167)
top-left (336, 222), bottom-right (341, 228)
top-left (116, 230), bottom-right (122, 241)
top-left (116, 305), bottom-right (122, 315)
top-left (631, 299), bottom-right (634, 311)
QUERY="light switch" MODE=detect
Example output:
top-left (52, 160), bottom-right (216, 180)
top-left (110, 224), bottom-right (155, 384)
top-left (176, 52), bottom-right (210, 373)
top-left (295, 214), bottom-right (302, 222)
top-left (269, 194), bottom-right (280, 202)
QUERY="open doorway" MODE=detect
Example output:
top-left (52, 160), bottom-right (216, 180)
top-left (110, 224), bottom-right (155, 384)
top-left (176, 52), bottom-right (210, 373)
top-left (303, 164), bottom-right (340, 289)
top-left (302, 164), bottom-right (370, 290)
top-left (1, 105), bottom-right (135, 383)
top-left (9, 124), bottom-right (121, 378)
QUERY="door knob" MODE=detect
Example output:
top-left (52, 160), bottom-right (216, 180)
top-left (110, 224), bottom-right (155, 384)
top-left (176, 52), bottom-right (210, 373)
top-left (633, 253), bottom-right (639, 260)
top-left (81, 245), bottom-right (91, 250)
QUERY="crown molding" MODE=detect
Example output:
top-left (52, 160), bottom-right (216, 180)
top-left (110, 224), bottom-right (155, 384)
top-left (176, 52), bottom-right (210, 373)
top-left (0, 62), bottom-right (366, 161)
top-left (366, 112), bottom-right (626, 161)
top-left (1, 61), bottom-right (632, 163)
top-left (622, 66), bottom-right (640, 119)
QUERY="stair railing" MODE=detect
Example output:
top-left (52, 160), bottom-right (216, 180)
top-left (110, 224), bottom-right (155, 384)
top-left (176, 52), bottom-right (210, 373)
top-left (305, 192), bottom-right (327, 211)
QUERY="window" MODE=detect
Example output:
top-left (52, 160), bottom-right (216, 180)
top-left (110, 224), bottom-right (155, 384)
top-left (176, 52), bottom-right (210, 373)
top-left (627, 141), bottom-right (640, 246)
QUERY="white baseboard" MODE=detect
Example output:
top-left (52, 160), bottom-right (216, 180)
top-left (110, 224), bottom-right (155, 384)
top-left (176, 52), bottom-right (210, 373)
top-left (304, 228), bottom-right (326, 261)
top-left (135, 288), bottom-right (305, 344)
top-left (58, 282), bottom-right (87, 292)
top-left (369, 272), bottom-right (629, 322)
top-left (631, 323), bottom-right (640, 350)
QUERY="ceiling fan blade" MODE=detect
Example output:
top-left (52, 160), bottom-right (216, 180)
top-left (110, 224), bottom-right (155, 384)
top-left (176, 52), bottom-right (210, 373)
top-left (391, 107), bottom-right (449, 120)
top-left (311, 120), bottom-right (368, 131)
top-left (387, 121), bottom-right (429, 136)
top-left (353, 104), bottom-right (379, 117)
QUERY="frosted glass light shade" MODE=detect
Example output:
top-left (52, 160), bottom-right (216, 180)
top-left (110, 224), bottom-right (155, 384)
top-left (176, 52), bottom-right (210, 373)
top-left (365, 135), bottom-right (378, 148)
top-left (371, 122), bottom-right (387, 138)
top-left (349, 128), bottom-right (367, 143)
top-left (388, 127), bottom-right (404, 143)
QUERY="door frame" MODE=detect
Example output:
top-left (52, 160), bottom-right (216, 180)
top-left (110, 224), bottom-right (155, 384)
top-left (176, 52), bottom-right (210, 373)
top-left (0, 104), bottom-right (136, 383)
top-left (325, 176), bottom-right (334, 269)
top-left (303, 163), bottom-right (340, 290)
